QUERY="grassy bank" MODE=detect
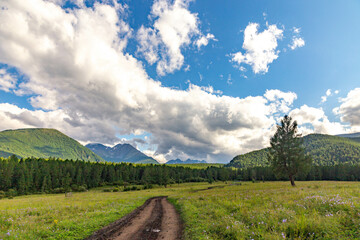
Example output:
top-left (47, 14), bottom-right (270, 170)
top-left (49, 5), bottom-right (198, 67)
top-left (0, 182), bottom-right (359, 239)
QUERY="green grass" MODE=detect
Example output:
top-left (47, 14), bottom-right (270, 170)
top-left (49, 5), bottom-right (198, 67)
top-left (0, 128), bottom-right (103, 162)
top-left (1, 182), bottom-right (359, 239)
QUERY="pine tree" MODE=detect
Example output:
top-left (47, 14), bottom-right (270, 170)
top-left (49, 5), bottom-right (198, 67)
top-left (268, 115), bottom-right (312, 186)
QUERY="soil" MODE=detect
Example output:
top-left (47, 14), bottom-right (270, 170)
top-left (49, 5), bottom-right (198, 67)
top-left (85, 196), bottom-right (183, 240)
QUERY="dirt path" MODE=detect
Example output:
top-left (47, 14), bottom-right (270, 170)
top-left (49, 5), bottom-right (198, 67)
top-left (85, 197), bottom-right (183, 240)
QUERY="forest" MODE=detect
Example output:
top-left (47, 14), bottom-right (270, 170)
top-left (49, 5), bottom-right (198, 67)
top-left (0, 155), bottom-right (235, 197)
top-left (1, 155), bottom-right (360, 198)
top-left (227, 134), bottom-right (360, 168)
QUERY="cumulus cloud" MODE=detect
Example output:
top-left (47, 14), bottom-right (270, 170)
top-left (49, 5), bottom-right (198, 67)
top-left (321, 89), bottom-right (339, 103)
top-left (289, 37), bottom-right (305, 50)
top-left (0, 0), bottom-right (343, 163)
top-left (290, 105), bottom-right (347, 135)
top-left (195, 33), bottom-right (216, 49)
top-left (136, 0), bottom-right (209, 75)
top-left (264, 89), bottom-right (297, 113)
top-left (334, 88), bottom-right (360, 129)
top-left (0, 68), bottom-right (17, 92)
top-left (231, 23), bottom-right (283, 74)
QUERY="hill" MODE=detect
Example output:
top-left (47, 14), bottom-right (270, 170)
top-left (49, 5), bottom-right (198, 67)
top-left (0, 128), bottom-right (103, 162)
top-left (337, 132), bottom-right (360, 138)
top-left (166, 158), bottom-right (207, 164)
top-left (336, 132), bottom-right (360, 143)
top-left (227, 134), bottom-right (360, 168)
top-left (86, 143), bottom-right (158, 164)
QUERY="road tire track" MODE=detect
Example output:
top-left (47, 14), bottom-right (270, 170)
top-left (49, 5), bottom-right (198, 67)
top-left (85, 196), bottom-right (183, 240)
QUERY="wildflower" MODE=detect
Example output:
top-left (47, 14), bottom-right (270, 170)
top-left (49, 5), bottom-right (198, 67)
top-left (226, 226), bottom-right (229, 229)
top-left (54, 219), bottom-right (58, 224)
top-left (6, 232), bottom-right (10, 236)
top-left (282, 219), bottom-right (287, 223)
top-left (282, 232), bottom-right (286, 239)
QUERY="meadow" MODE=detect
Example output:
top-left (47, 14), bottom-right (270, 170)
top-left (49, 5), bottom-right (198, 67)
top-left (0, 181), bottom-right (359, 239)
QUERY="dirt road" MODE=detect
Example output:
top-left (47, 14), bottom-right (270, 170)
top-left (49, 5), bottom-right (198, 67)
top-left (85, 197), bottom-right (183, 240)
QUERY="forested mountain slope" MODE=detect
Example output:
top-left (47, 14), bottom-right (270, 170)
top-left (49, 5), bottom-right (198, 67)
top-left (227, 134), bottom-right (360, 168)
top-left (0, 128), bottom-right (103, 162)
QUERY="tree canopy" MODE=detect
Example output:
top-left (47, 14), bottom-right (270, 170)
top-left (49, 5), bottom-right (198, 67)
top-left (268, 115), bottom-right (312, 186)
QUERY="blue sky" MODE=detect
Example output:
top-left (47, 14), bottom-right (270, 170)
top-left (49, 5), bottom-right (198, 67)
top-left (0, 0), bottom-right (359, 162)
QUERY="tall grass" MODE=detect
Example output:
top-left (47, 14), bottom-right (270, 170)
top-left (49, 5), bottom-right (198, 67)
top-left (0, 182), bottom-right (359, 239)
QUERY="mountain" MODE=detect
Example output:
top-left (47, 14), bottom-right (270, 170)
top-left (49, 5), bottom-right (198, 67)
top-left (336, 132), bottom-right (360, 143)
top-left (337, 132), bottom-right (360, 138)
top-left (0, 128), bottom-right (103, 162)
top-left (226, 134), bottom-right (360, 169)
top-left (166, 158), bottom-right (207, 164)
top-left (86, 143), bottom-right (158, 164)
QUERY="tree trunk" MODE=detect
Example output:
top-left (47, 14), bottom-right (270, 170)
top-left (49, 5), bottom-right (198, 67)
top-left (289, 175), bottom-right (296, 187)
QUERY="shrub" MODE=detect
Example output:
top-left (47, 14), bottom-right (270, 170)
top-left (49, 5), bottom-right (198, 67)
top-left (0, 190), bottom-right (5, 199)
top-left (6, 189), bottom-right (17, 199)
top-left (52, 188), bottom-right (65, 194)
top-left (71, 184), bottom-right (87, 192)
top-left (143, 184), bottom-right (153, 190)
top-left (77, 185), bottom-right (87, 192)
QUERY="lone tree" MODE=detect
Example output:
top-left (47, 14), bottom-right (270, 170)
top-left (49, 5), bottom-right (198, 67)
top-left (268, 115), bottom-right (312, 186)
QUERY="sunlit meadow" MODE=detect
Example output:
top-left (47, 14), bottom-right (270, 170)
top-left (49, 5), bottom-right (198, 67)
top-left (1, 182), bottom-right (359, 239)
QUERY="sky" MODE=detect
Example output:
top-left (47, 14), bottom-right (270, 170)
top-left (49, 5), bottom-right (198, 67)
top-left (0, 0), bottom-right (360, 163)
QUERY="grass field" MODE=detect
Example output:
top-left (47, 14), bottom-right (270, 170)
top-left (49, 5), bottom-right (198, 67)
top-left (0, 181), bottom-right (359, 239)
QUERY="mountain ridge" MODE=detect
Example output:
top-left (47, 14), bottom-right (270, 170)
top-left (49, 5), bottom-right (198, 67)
top-left (226, 133), bottom-right (360, 169)
top-left (86, 143), bottom-right (158, 164)
top-left (0, 128), bottom-right (104, 162)
top-left (166, 158), bottom-right (207, 164)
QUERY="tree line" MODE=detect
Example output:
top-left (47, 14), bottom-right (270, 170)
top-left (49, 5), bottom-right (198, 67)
top-left (237, 164), bottom-right (360, 182)
top-left (0, 155), bottom-right (236, 196)
top-left (0, 155), bottom-right (359, 197)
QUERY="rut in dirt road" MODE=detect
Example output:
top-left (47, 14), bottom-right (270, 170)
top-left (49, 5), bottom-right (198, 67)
top-left (85, 196), bottom-right (183, 240)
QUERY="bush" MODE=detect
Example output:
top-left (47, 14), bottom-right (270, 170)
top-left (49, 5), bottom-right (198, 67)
top-left (77, 185), bottom-right (87, 192)
top-left (52, 188), bottom-right (65, 194)
top-left (71, 184), bottom-right (87, 192)
top-left (112, 188), bottom-right (120, 192)
top-left (143, 184), bottom-right (153, 190)
top-left (103, 189), bottom-right (112, 192)
top-left (0, 190), bottom-right (5, 199)
top-left (123, 186), bottom-right (139, 192)
top-left (6, 189), bottom-right (17, 199)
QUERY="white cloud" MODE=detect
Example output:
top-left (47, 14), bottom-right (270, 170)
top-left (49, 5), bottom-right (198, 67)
top-left (321, 88), bottom-right (339, 103)
top-left (264, 89), bottom-right (297, 113)
top-left (321, 96), bottom-right (327, 103)
top-left (0, 0), bottom-right (347, 163)
top-left (136, 0), bottom-right (209, 76)
top-left (231, 23), bottom-right (283, 74)
top-left (334, 88), bottom-right (360, 128)
top-left (326, 89), bottom-right (331, 96)
top-left (0, 68), bottom-right (17, 92)
top-left (293, 27), bottom-right (301, 34)
top-left (195, 33), bottom-right (216, 49)
top-left (290, 105), bottom-right (347, 135)
top-left (136, 26), bottom-right (160, 65)
top-left (289, 37), bottom-right (305, 50)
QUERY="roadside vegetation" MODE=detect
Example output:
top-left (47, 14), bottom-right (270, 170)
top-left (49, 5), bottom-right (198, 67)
top-left (0, 181), bottom-right (359, 239)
